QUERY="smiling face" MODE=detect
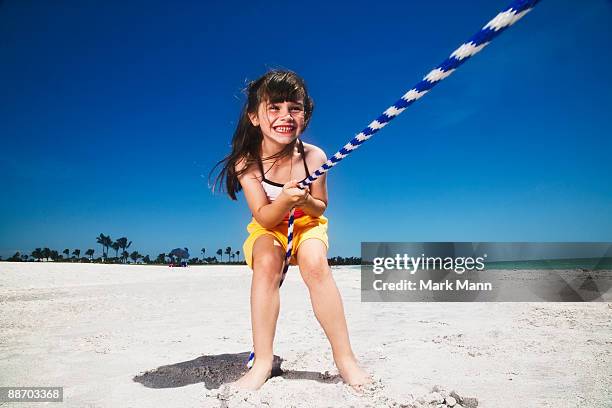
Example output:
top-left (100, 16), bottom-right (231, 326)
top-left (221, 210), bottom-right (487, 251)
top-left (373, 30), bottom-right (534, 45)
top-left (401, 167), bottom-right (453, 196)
top-left (248, 99), bottom-right (305, 145)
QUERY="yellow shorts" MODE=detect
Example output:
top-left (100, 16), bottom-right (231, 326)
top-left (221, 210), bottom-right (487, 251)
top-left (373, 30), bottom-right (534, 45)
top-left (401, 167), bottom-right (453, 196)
top-left (243, 215), bottom-right (329, 269)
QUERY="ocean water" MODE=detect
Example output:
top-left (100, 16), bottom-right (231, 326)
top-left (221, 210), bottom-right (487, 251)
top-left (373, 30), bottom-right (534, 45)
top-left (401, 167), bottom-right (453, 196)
top-left (484, 257), bottom-right (612, 270)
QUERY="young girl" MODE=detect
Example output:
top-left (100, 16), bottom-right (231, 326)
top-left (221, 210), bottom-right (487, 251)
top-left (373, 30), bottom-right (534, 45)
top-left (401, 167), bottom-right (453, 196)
top-left (213, 70), bottom-right (370, 390)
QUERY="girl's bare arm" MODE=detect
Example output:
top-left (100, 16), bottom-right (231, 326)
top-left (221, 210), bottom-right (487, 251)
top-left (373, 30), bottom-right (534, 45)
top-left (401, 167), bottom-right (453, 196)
top-left (299, 144), bottom-right (328, 218)
top-left (236, 160), bottom-right (299, 228)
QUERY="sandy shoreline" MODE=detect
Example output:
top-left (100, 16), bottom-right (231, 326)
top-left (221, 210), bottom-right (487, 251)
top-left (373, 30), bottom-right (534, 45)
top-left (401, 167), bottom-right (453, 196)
top-left (1, 262), bottom-right (610, 407)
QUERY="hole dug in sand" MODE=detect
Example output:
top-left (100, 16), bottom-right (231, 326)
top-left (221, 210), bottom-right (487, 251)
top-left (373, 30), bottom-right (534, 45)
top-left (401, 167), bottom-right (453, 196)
top-left (133, 352), bottom-right (343, 390)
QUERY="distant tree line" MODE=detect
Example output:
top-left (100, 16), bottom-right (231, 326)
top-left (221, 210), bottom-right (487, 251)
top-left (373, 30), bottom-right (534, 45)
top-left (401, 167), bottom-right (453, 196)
top-left (1, 233), bottom-right (361, 266)
top-left (327, 256), bottom-right (361, 265)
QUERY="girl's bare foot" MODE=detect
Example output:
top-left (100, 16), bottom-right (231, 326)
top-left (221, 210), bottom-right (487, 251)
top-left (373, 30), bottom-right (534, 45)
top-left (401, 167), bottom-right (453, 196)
top-left (335, 355), bottom-right (372, 389)
top-left (230, 358), bottom-right (273, 391)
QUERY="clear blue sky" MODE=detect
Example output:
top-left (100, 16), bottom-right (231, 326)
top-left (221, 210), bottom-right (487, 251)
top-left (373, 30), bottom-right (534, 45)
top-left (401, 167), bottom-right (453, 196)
top-left (1, 0), bottom-right (611, 259)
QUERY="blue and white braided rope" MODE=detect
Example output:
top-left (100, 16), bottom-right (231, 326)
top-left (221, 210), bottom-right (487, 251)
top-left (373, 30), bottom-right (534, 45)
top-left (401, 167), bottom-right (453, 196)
top-left (248, 0), bottom-right (541, 368)
top-left (281, 0), bottom-right (540, 286)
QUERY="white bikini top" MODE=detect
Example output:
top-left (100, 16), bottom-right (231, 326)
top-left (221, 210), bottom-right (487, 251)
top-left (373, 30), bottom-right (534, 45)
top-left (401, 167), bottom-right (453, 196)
top-left (257, 139), bottom-right (310, 203)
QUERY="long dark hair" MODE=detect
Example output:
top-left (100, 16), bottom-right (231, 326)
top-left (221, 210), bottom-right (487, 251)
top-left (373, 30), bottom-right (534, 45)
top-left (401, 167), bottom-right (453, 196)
top-left (210, 70), bottom-right (314, 200)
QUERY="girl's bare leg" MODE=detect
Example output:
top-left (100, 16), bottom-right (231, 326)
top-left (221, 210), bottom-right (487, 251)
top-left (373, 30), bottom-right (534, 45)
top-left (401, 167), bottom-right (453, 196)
top-left (232, 235), bottom-right (284, 390)
top-left (296, 239), bottom-right (371, 387)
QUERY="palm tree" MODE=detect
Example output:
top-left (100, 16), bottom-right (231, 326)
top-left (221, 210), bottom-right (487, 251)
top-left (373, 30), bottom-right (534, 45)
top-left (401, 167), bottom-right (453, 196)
top-left (42, 248), bottom-right (51, 262)
top-left (21, 254), bottom-right (29, 262)
top-left (103, 235), bottom-right (112, 259)
top-left (236, 250), bottom-right (240, 263)
top-left (85, 249), bottom-right (94, 261)
top-left (96, 234), bottom-right (112, 261)
top-left (72, 249), bottom-right (80, 261)
top-left (231, 253), bottom-right (236, 263)
top-left (156, 253), bottom-right (166, 264)
top-left (96, 234), bottom-right (106, 259)
top-left (116, 237), bottom-right (132, 264)
top-left (31, 248), bottom-right (42, 262)
top-left (121, 250), bottom-right (129, 264)
top-left (216, 249), bottom-right (222, 262)
top-left (63, 248), bottom-right (70, 261)
top-left (111, 242), bottom-right (120, 260)
top-left (225, 247), bottom-right (232, 262)
top-left (8, 252), bottom-right (21, 262)
top-left (129, 251), bottom-right (141, 263)
top-left (201, 248), bottom-right (206, 261)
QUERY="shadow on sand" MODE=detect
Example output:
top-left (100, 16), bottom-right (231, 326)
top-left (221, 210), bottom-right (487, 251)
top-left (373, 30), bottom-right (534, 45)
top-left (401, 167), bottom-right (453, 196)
top-left (133, 352), bottom-right (342, 390)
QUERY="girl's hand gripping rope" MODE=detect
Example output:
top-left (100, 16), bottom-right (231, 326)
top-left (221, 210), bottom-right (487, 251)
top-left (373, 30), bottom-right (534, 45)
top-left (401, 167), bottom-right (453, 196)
top-left (280, 179), bottom-right (310, 207)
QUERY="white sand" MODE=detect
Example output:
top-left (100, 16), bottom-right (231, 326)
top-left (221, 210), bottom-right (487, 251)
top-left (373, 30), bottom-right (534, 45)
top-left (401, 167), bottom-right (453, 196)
top-left (1, 262), bottom-right (610, 407)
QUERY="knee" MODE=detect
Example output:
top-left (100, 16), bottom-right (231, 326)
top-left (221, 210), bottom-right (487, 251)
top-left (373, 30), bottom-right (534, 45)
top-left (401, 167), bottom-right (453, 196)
top-left (300, 254), bottom-right (330, 287)
top-left (252, 251), bottom-right (283, 284)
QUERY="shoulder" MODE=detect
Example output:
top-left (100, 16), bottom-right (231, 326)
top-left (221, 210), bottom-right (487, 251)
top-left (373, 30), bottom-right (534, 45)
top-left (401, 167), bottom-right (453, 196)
top-left (234, 155), bottom-right (259, 181)
top-left (302, 141), bottom-right (327, 166)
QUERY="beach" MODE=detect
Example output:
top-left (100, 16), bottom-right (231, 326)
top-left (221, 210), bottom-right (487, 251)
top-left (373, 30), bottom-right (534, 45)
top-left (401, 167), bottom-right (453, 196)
top-left (1, 262), bottom-right (610, 407)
